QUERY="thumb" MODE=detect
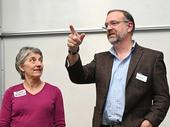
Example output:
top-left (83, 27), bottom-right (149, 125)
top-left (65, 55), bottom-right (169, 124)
top-left (80, 33), bottom-right (85, 42)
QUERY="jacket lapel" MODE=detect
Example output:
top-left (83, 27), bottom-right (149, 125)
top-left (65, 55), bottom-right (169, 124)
top-left (105, 52), bottom-right (114, 92)
top-left (126, 44), bottom-right (144, 85)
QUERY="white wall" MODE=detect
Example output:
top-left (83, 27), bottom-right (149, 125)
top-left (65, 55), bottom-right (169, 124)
top-left (0, 0), bottom-right (4, 102)
top-left (2, 0), bottom-right (170, 32)
top-left (1, 0), bottom-right (170, 126)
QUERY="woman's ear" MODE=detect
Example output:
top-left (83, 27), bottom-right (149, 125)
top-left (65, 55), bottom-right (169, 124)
top-left (19, 64), bottom-right (24, 72)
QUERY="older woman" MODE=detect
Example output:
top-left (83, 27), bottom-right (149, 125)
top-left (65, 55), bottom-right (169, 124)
top-left (0, 46), bottom-right (66, 127)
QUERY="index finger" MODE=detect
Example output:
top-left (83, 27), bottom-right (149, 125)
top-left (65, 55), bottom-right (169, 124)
top-left (69, 25), bottom-right (78, 35)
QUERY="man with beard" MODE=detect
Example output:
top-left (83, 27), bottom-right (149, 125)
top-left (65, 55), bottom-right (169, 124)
top-left (65, 9), bottom-right (170, 127)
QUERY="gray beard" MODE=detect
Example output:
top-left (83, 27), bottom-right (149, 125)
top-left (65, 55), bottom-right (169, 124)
top-left (108, 37), bottom-right (121, 46)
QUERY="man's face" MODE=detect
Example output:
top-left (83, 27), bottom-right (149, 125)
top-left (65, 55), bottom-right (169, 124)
top-left (105, 11), bottom-right (130, 46)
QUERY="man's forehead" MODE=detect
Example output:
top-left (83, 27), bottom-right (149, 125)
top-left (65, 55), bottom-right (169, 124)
top-left (106, 11), bottom-right (124, 21)
top-left (108, 11), bottom-right (124, 17)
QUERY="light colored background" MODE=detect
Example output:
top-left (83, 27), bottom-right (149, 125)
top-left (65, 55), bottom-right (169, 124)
top-left (0, 0), bottom-right (170, 127)
top-left (1, 0), bottom-right (170, 32)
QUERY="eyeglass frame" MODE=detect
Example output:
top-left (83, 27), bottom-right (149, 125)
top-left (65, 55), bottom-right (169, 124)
top-left (102, 20), bottom-right (129, 30)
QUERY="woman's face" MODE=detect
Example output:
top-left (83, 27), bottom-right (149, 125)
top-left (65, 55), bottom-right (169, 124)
top-left (19, 52), bottom-right (43, 80)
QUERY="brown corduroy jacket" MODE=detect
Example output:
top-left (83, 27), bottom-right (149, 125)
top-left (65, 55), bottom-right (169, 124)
top-left (66, 44), bottom-right (170, 127)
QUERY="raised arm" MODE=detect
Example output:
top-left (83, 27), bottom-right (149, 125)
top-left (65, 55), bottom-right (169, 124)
top-left (67, 25), bottom-right (85, 66)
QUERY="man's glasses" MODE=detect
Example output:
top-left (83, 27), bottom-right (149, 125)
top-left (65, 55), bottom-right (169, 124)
top-left (102, 20), bottom-right (129, 30)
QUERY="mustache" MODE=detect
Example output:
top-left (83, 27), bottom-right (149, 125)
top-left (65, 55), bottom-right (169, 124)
top-left (107, 32), bottom-right (117, 37)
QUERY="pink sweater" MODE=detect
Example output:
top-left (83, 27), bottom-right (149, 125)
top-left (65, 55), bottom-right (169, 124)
top-left (0, 83), bottom-right (65, 127)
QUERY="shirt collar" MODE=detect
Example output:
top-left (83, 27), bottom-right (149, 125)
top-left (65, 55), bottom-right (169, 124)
top-left (109, 40), bottom-right (136, 57)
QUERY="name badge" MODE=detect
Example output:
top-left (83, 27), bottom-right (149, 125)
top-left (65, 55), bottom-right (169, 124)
top-left (136, 73), bottom-right (148, 82)
top-left (14, 89), bottom-right (27, 97)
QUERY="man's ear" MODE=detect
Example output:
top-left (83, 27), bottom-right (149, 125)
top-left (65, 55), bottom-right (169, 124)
top-left (127, 21), bottom-right (133, 33)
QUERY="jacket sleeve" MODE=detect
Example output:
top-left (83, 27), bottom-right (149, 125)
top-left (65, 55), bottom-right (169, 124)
top-left (65, 55), bottom-right (96, 84)
top-left (144, 52), bottom-right (170, 127)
